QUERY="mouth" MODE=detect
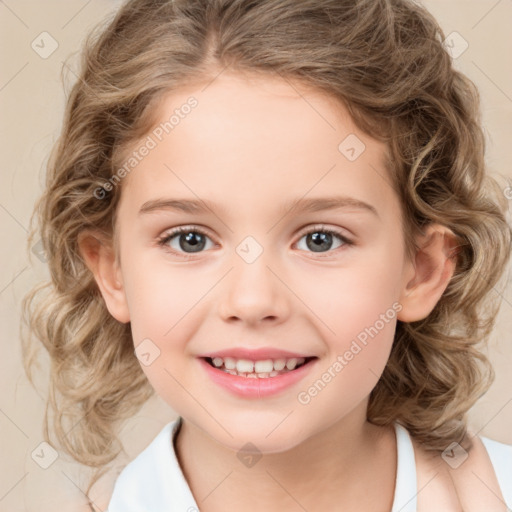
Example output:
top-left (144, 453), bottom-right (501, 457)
top-left (201, 356), bottom-right (317, 379)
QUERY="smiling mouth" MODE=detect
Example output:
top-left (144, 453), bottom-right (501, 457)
top-left (203, 356), bottom-right (317, 379)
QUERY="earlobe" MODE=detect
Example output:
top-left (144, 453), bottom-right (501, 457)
top-left (397, 224), bottom-right (460, 323)
top-left (77, 230), bottom-right (131, 324)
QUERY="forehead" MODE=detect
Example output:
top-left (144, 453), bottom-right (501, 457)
top-left (117, 71), bottom-right (398, 222)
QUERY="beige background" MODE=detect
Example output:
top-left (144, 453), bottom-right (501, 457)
top-left (0, 1), bottom-right (511, 510)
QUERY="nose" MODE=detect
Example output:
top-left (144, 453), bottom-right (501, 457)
top-left (217, 250), bottom-right (291, 326)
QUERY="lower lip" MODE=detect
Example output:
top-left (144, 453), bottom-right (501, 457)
top-left (199, 358), bottom-right (317, 398)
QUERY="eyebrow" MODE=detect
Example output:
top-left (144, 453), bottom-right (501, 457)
top-left (138, 195), bottom-right (380, 219)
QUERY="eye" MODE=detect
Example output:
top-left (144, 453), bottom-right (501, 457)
top-left (157, 226), bottom-right (216, 257)
top-left (157, 224), bottom-right (354, 258)
top-left (295, 224), bottom-right (353, 254)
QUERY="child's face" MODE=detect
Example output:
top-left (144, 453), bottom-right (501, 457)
top-left (99, 72), bottom-right (430, 451)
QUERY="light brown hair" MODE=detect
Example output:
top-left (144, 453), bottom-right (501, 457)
top-left (21, 0), bottom-right (512, 505)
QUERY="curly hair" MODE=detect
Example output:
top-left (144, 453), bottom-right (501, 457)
top-left (21, 0), bottom-right (512, 505)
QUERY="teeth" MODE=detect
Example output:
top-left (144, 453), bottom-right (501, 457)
top-left (224, 357), bottom-right (236, 370)
top-left (207, 355), bottom-right (311, 378)
top-left (273, 359), bottom-right (286, 371)
top-left (236, 359), bottom-right (254, 373)
top-left (254, 360), bottom-right (273, 373)
top-left (286, 358), bottom-right (298, 370)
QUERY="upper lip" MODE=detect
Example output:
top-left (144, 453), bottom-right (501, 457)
top-left (199, 347), bottom-right (316, 360)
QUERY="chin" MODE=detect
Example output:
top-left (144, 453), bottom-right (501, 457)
top-left (224, 431), bottom-right (305, 455)
top-left (206, 414), bottom-right (311, 453)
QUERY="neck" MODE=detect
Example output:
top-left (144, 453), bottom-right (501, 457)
top-left (174, 403), bottom-right (397, 512)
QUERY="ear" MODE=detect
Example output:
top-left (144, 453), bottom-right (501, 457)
top-left (397, 223), bottom-right (460, 323)
top-left (77, 230), bottom-right (130, 324)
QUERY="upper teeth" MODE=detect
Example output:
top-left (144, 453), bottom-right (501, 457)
top-left (211, 357), bottom-right (306, 373)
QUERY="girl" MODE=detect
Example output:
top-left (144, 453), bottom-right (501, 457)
top-left (21, 0), bottom-right (512, 510)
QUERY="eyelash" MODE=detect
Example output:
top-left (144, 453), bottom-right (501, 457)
top-left (157, 224), bottom-right (354, 259)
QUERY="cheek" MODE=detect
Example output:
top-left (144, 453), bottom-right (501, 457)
top-left (296, 253), bottom-right (402, 397)
top-left (297, 286), bottom-right (399, 416)
top-left (122, 257), bottom-right (209, 400)
top-left (122, 255), bottom-right (200, 407)
top-left (122, 250), bottom-right (204, 336)
top-left (301, 255), bottom-right (403, 338)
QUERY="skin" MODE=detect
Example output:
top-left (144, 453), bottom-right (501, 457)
top-left (78, 71), bottom-right (506, 511)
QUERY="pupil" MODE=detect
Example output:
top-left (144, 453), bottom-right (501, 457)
top-left (308, 232), bottom-right (332, 252)
top-left (180, 232), bottom-right (205, 253)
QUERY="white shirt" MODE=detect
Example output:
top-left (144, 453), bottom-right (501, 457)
top-left (107, 417), bottom-right (512, 511)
